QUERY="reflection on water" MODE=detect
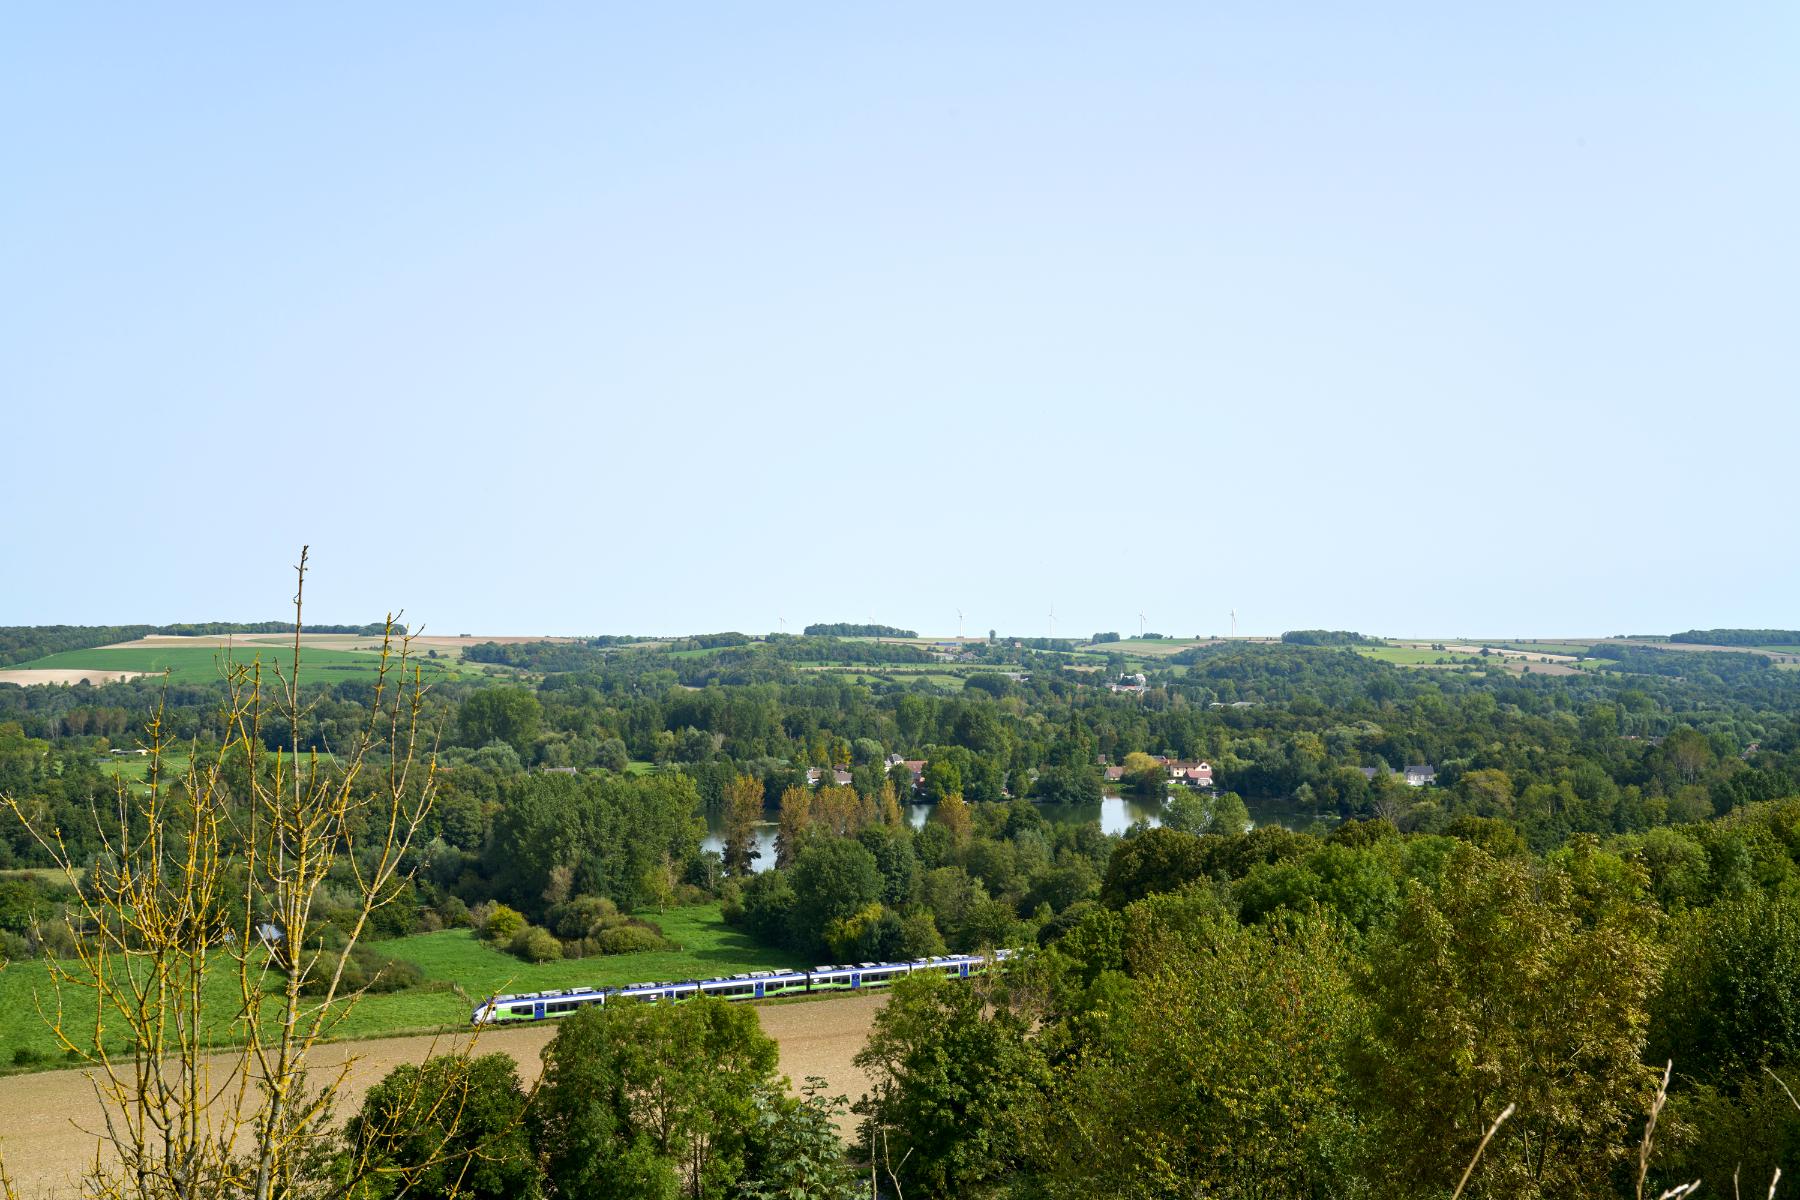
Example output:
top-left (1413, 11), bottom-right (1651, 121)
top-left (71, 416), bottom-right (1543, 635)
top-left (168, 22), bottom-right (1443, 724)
top-left (1037, 793), bottom-right (1168, 836)
top-left (702, 792), bottom-right (1311, 871)
top-left (699, 822), bottom-right (780, 874)
top-left (704, 793), bottom-right (1168, 871)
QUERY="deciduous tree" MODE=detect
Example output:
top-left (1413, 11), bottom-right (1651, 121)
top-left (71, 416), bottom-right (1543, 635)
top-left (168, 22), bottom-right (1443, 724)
top-left (721, 774), bottom-right (764, 877)
top-left (1353, 844), bottom-right (1662, 1198)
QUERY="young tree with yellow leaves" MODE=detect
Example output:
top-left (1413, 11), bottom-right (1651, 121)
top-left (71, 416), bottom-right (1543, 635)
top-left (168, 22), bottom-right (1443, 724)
top-left (0, 549), bottom-right (485, 1200)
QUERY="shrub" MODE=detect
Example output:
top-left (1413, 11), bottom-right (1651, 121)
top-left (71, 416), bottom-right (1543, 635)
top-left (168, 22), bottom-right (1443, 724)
top-left (547, 895), bottom-right (619, 941)
top-left (480, 903), bottom-right (526, 943)
top-left (511, 925), bottom-right (563, 963)
top-left (297, 944), bottom-right (424, 997)
top-left (0, 930), bottom-right (31, 962)
top-left (437, 894), bottom-right (472, 929)
top-left (12, 1047), bottom-right (45, 1067)
top-left (591, 924), bottom-right (667, 955)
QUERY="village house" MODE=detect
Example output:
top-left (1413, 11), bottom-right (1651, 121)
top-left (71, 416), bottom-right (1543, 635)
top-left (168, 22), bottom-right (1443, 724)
top-left (1165, 761), bottom-right (1215, 788)
top-left (1403, 764), bottom-right (1437, 787)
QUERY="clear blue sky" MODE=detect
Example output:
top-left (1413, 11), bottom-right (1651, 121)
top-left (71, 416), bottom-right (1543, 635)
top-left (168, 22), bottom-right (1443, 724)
top-left (4, 5), bottom-right (1795, 639)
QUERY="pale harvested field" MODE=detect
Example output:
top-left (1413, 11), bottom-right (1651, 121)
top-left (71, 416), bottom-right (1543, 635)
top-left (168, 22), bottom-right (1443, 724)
top-left (0, 669), bottom-right (148, 687)
top-left (1421, 643), bottom-right (1583, 675)
top-left (0, 993), bottom-right (884, 1198)
top-left (97, 633), bottom-right (583, 663)
top-left (406, 636), bottom-right (584, 647)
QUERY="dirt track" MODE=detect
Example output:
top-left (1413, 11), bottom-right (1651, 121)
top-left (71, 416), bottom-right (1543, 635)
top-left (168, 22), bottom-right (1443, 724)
top-left (0, 994), bottom-right (886, 1199)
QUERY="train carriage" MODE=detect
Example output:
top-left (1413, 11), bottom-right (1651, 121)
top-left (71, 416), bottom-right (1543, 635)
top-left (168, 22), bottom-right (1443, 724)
top-left (470, 949), bottom-right (1014, 1025)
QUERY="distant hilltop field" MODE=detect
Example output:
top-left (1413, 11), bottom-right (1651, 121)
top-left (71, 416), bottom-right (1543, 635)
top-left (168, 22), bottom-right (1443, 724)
top-left (1, 624), bottom-right (1795, 690)
top-left (0, 627), bottom-right (576, 687)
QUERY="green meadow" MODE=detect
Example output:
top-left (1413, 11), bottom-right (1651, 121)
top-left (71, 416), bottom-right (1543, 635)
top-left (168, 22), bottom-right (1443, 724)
top-left (1355, 646), bottom-right (1484, 667)
top-left (0, 905), bottom-right (790, 1067)
top-left (11, 644), bottom-right (460, 686)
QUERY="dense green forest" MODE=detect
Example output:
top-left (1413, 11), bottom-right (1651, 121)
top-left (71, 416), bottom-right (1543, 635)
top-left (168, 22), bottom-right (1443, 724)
top-left (1280, 629), bottom-right (1382, 645)
top-left (1671, 628), bottom-right (1800, 647)
top-left (4, 626), bottom-right (1800, 1196)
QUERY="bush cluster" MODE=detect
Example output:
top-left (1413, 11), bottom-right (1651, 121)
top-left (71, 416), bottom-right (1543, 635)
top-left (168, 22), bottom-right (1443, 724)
top-left (475, 896), bottom-right (671, 963)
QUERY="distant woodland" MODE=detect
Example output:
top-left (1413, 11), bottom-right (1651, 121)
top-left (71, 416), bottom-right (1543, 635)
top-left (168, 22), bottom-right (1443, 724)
top-left (3, 622), bottom-right (1800, 1195)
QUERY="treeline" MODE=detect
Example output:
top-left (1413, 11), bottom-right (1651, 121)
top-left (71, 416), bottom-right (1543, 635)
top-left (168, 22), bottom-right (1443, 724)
top-left (0, 626), bottom-right (156, 667)
top-left (154, 621), bottom-right (400, 637)
top-left (1671, 628), bottom-right (1800, 647)
top-left (803, 623), bottom-right (917, 638)
top-left (0, 622), bottom-right (400, 667)
top-left (463, 641), bottom-right (613, 672)
top-left (1589, 643), bottom-right (1775, 682)
top-left (461, 633), bottom-right (939, 681)
top-left (1281, 629), bottom-right (1380, 645)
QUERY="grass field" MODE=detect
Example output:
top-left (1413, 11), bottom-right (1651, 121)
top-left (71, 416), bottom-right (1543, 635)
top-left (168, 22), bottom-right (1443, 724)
top-left (1084, 638), bottom-right (1217, 658)
top-left (9, 644), bottom-right (463, 686)
top-left (1356, 646), bottom-right (1485, 667)
top-left (0, 904), bottom-right (789, 1067)
top-left (96, 751), bottom-right (193, 790)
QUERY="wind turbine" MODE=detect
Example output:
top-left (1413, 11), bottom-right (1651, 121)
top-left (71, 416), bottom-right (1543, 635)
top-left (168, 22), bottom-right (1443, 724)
top-left (957, 608), bottom-right (964, 639)
top-left (1049, 604), bottom-right (1057, 640)
top-left (1230, 609), bottom-right (1238, 639)
top-left (1138, 610), bottom-right (1147, 638)
top-left (778, 615), bottom-right (786, 634)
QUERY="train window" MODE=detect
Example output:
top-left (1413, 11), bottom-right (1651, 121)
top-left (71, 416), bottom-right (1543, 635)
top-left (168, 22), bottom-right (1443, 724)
top-left (510, 1005), bottom-right (532, 1016)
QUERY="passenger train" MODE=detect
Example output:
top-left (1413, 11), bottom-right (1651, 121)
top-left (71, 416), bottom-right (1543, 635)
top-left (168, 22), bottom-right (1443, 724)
top-left (470, 949), bottom-right (1015, 1025)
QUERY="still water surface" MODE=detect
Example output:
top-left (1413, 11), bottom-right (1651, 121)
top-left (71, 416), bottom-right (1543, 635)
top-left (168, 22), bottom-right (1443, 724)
top-left (702, 792), bottom-right (1203, 874)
